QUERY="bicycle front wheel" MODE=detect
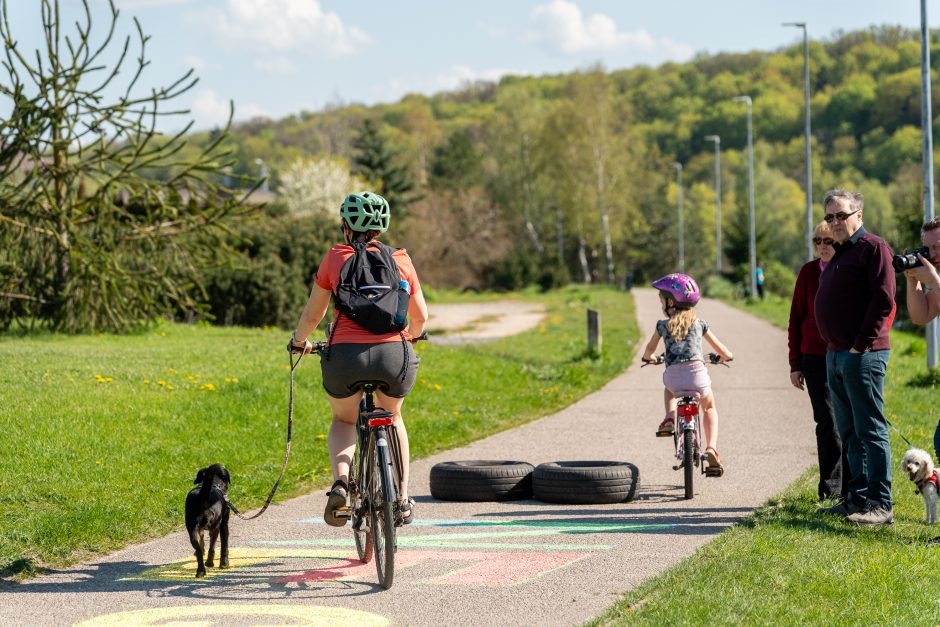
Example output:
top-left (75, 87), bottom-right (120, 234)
top-left (683, 429), bottom-right (694, 499)
top-left (371, 429), bottom-right (397, 589)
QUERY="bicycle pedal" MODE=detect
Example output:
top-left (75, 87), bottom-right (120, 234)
top-left (332, 507), bottom-right (351, 518)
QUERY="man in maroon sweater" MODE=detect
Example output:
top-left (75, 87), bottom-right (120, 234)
top-left (815, 189), bottom-right (895, 526)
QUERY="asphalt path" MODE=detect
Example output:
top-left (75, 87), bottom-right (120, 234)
top-left (5, 289), bottom-right (817, 626)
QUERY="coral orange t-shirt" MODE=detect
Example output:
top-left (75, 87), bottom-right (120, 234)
top-left (314, 243), bottom-right (421, 344)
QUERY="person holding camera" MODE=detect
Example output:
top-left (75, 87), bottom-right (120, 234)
top-left (902, 217), bottom-right (940, 464)
top-left (815, 189), bottom-right (896, 526)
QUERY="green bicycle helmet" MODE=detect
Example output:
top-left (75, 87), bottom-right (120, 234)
top-left (340, 191), bottom-right (390, 233)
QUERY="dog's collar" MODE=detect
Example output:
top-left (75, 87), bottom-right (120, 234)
top-left (915, 470), bottom-right (939, 494)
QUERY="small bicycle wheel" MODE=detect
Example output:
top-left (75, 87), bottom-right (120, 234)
top-left (683, 428), bottom-right (694, 499)
top-left (371, 431), bottom-right (397, 589)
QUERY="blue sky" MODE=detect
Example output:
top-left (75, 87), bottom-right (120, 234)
top-left (3, 1), bottom-right (933, 131)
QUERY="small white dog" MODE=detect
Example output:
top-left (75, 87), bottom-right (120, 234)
top-left (901, 448), bottom-right (939, 525)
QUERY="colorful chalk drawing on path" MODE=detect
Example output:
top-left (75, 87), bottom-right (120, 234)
top-left (123, 518), bottom-right (674, 586)
top-left (76, 604), bottom-right (388, 626)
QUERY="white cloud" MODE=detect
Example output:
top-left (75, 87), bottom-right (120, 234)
top-left (254, 56), bottom-right (297, 75)
top-left (190, 89), bottom-right (269, 128)
top-left (435, 65), bottom-right (518, 91)
top-left (184, 55), bottom-right (208, 71)
top-left (191, 89), bottom-right (231, 128)
top-left (201, 0), bottom-right (370, 57)
top-left (115, 0), bottom-right (192, 8)
top-left (528, 0), bottom-right (693, 59)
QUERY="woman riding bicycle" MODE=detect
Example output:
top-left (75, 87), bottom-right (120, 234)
top-left (641, 273), bottom-right (733, 474)
top-left (289, 191), bottom-right (428, 526)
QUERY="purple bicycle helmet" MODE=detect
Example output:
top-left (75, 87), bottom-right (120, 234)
top-left (651, 273), bottom-right (700, 308)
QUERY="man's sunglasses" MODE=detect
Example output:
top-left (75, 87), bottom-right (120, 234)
top-left (823, 209), bottom-right (860, 223)
top-left (813, 237), bottom-right (835, 246)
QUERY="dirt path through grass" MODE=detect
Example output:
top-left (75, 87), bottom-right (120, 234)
top-left (427, 301), bottom-right (545, 343)
top-left (4, 289), bottom-right (817, 626)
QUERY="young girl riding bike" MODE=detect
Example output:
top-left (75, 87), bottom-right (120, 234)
top-left (641, 273), bottom-right (733, 475)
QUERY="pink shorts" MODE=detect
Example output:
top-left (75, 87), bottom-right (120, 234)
top-left (663, 360), bottom-right (712, 398)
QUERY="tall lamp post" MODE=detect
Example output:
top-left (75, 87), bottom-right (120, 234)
top-left (783, 21), bottom-right (814, 263)
top-left (672, 162), bottom-right (685, 272)
top-left (255, 158), bottom-right (270, 193)
top-left (733, 95), bottom-right (757, 298)
top-left (920, 0), bottom-right (938, 369)
top-left (704, 135), bottom-right (722, 273)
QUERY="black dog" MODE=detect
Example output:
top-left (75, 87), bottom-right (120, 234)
top-left (185, 463), bottom-right (231, 577)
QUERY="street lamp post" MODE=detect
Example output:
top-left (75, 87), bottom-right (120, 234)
top-left (672, 162), bottom-right (684, 272)
top-left (255, 158), bottom-right (270, 193)
top-left (784, 22), bottom-right (814, 263)
top-left (920, 0), bottom-right (938, 369)
top-left (733, 95), bottom-right (757, 299)
top-left (704, 135), bottom-right (722, 273)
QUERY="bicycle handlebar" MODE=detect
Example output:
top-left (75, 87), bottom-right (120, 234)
top-left (641, 352), bottom-right (730, 367)
top-left (289, 332), bottom-right (429, 354)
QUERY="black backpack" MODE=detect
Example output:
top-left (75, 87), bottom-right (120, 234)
top-left (332, 242), bottom-right (410, 335)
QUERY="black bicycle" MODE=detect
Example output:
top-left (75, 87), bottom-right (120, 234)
top-left (642, 352), bottom-right (728, 499)
top-left (309, 340), bottom-right (413, 590)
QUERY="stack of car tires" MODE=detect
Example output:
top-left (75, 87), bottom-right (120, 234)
top-left (430, 459), bottom-right (639, 504)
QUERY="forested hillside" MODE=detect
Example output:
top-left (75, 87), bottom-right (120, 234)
top-left (180, 25), bottom-right (937, 293)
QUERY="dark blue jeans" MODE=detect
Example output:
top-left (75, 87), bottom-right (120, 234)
top-left (826, 349), bottom-right (892, 509)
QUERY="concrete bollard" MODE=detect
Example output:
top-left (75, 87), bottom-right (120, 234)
top-left (587, 309), bottom-right (601, 355)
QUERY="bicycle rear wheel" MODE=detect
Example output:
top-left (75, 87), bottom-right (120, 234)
top-left (371, 428), bottom-right (397, 589)
top-left (683, 428), bottom-right (694, 499)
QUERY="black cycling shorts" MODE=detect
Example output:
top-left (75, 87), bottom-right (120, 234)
top-left (320, 341), bottom-right (419, 399)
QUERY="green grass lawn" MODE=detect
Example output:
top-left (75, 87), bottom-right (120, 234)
top-left (592, 295), bottom-right (940, 624)
top-left (0, 285), bottom-right (637, 577)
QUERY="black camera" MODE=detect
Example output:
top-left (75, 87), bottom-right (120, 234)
top-left (892, 246), bottom-right (931, 272)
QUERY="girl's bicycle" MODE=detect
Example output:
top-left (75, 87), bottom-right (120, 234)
top-left (310, 340), bottom-right (412, 590)
top-left (642, 352), bottom-right (729, 499)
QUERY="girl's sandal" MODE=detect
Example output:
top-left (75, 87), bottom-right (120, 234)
top-left (399, 498), bottom-right (415, 526)
top-left (323, 480), bottom-right (349, 527)
top-left (705, 447), bottom-right (724, 477)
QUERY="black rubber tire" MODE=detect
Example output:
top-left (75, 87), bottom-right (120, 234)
top-left (533, 461), bottom-right (639, 504)
top-left (683, 430), bottom-right (694, 500)
top-left (373, 437), bottom-right (396, 589)
top-left (430, 460), bottom-right (534, 501)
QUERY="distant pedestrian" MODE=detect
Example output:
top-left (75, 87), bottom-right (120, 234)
top-left (755, 262), bottom-right (766, 299)
top-left (788, 221), bottom-right (846, 501)
top-left (815, 189), bottom-right (895, 527)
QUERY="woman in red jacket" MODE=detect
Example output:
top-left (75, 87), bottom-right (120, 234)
top-left (788, 220), bottom-right (845, 501)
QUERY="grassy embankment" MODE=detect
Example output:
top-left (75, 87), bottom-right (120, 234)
top-left (0, 285), bottom-right (637, 578)
top-left (592, 294), bottom-right (940, 624)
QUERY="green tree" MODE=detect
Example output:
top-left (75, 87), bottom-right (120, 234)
top-left (0, 0), bottom-right (249, 332)
top-left (352, 118), bottom-right (416, 215)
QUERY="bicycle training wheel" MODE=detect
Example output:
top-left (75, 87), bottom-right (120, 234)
top-left (371, 431), bottom-right (397, 589)
top-left (683, 429), bottom-right (694, 499)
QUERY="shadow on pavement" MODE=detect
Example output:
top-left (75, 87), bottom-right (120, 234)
top-left (2, 559), bottom-right (385, 600)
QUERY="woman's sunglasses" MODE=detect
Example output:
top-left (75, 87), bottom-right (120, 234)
top-left (813, 237), bottom-right (835, 246)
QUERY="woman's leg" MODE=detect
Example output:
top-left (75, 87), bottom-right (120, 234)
top-left (326, 392), bottom-right (363, 485)
top-left (375, 391), bottom-right (409, 500)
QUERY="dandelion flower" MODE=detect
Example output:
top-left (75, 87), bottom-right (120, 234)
top-left (156, 380), bottom-right (166, 386)
top-left (143, 380), bottom-right (151, 385)
top-left (232, 378), bottom-right (238, 383)
top-left (433, 383), bottom-right (442, 391)
top-left (166, 385), bottom-right (175, 391)
top-left (317, 434), bottom-right (326, 440)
